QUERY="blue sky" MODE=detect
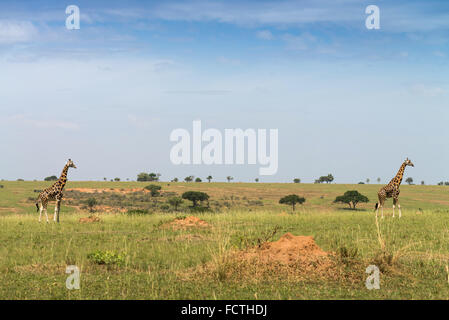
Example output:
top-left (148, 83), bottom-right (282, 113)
top-left (0, 0), bottom-right (448, 183)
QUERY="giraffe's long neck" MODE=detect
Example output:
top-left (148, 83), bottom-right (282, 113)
top-left (389, 162), bottom-right (406, 186)
top-left (58, 164), bottom-right (70, 190)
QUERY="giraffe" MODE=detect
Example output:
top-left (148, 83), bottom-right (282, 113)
top-left (36, 159), bottom-right (77, 223)
top-left (375, 158), bottom-right (414, 219)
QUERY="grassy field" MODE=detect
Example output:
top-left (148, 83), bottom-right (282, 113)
top-left (0, 180), bottom-right (449, 299)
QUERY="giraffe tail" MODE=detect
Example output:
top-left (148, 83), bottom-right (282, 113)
top-left (374, 203), bottom-right (379, 211)
top-left (36, 202), bottom-right (39, 212)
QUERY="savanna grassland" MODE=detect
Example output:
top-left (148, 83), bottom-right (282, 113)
top-left (0, 180), bottom-right (449, 299)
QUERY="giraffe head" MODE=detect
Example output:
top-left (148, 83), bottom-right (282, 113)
top-left (404, 158), bottom-right (414, 167)
top-left (67, 159), bottom-right (77, 169)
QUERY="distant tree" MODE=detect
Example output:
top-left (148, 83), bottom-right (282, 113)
top-left (207, 175), bottom-right (213, 183)
top-left (438, 181), bottom-right (444, 186)
top-left (445, 182), bottom-right (449, 186)
top-left (366, 178), bottom-right (370, 184)
top-left (17, 179), bottom-right (24, 181)
top-left (168, 196), bottom-right (183, 210)
top-left (293, 178), bottom-right (301, 183)
top-left (103, 177), bottom-right (107, 181)
top-left (86, 198), bottom-right (97, 213)
top-left (358, 182), bottom-right (365, 184)
top-left (144, 184), bottom-right (162, 196)
top-left (137, 172), bottom-right (160, 182)
top-left (44, 175), bottom-right (58, 181)
top-left (405, 177), bottom-right (413, 185)
top-left (255, 178), bottom-right (259, 182)
top-left (377, 177), bottom-right (381, 183)
top-left (172, 177), bottom-right (179, 182)
top-left (279, 194), bottom-right (306, 211)
top-left (182, 191), bottom-right (209, 207)
top-left (227, 176), bottom-right (234, 183)
top-left (148, 173), bottom-right (161, 182)
top-left (326, 174), bottom-right (334, 183)
top-left (195, 177), bottom-right (202, 183)
top-left (184, 176), bottom-right (194, 182)
top-left (137, 173), bottom-right (150, 182)
top-left (114, 177), bottom-right (120, 182)
top-left (421, 181), bottom-right (425, 185)
top-left (334, 190), bottom-right (369, 209)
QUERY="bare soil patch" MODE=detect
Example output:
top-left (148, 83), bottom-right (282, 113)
top-left (164, 216), bottom-right (210, 230)
top-left (188, 233), bottom-right (364, 284)
top-left (79, 216), bottom-right (101, 223)
top-left (67, 188), bottom-right (148, 194)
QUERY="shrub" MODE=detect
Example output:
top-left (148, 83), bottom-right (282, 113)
top-left (44, 175), bottom-right (58, 181)
top-left (87, 250), bottom-right (125, 266)
top-left (144, 184), bottom-right (162, 196)
top-left (195, 177), bottom-right (202, 182)
top-left (293, 178), bottom-right (301, 183)
top-left (182, 191), bottom-right (209, 207)
top-left (86, 198), bottom-right (97, 212)
top-left (0, 185), bottom-right (3, 189)
top-left (125, 209), bottom-right (150, 215)
top-left (279, 194), bottom-right (306, 211)
top-left (168, 196), bottom-right (183, 210)
top-left (334, 190), bottom-right (369, 209)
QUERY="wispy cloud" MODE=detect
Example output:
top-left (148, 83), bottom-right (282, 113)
top-left (164, 89), bottom-right (231, 95)
top-left (0, 20), bottom-right (37, 44)
top-left (4, 114), bottom-right (80, 130)
top-left (410, 84), bottom-right (446, 97)
top-left (282, 32), bottom-right (316, 51)
top-left (256, 30), bottom-right (274, 40)
top-left (127, 114), bottom-right (160, 128)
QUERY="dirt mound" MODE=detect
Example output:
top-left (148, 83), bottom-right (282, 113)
top-left (79, 216), bottom-right (101, 223)
top-left (186, 232), bottom-right (364, 284)
top-left (165, 216), bottom-right (210, 229)
top-left (242, 233), bottom-right (329, 265)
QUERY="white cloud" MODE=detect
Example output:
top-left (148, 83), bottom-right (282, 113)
top-left (127, 114), bottom-right (160, 128)
top-left (5, 114), bottom-right (79, 130)
top-left (282, 32), bottom-right (316, 51)
top-left (434, 51), bottom-right (446, 58)
top-left (217, 56), bottom-right (240, 66)
top-left (410, 84), bottom-right (446, 97)
top-left (256, 30), bottom-right (273, 40)
top-left (0, 20), bottom-right (37, 44)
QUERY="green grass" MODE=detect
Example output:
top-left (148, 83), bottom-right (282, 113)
top-left (0, 181), bottom-right (449, 299)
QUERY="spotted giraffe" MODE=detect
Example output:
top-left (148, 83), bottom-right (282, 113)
top-left (36, 159), bottom-right (77, 223)
top-left (375, 158), bottom-right (414, 219)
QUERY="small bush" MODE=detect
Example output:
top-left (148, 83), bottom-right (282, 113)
top-left (144, 184), bottom-right (162, 196)
top-left (87, 250), bottom-right (125, 266)
top-left (86, 198), bottom-right (97, 212)
top-left (189, 206), bottom-right (212, 213)
top-left (125, 209), bottom-right (151, 215)
top-left (0, 185), bottom-right (3, 189)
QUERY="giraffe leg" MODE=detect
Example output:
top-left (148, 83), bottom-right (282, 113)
top-left (398, 204), bottom-right (402, 218)
top-left (44, 205), bottom-right (49, 223)
top-left (54, 202), bottom-right (58, 222)
top-left (54, 200), bottom-right (61, 222)
top-left (39, 205), bottom-right (43, 222)
top-left (381, 202), bottom-right (384, 219)
top-left (392, 204), bottom-right (395, 218)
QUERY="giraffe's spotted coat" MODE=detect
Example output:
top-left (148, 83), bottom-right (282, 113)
top-left (375, 158), bottom-right (414, 218)
top-left (36, 159), bottom-right (76, 223)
